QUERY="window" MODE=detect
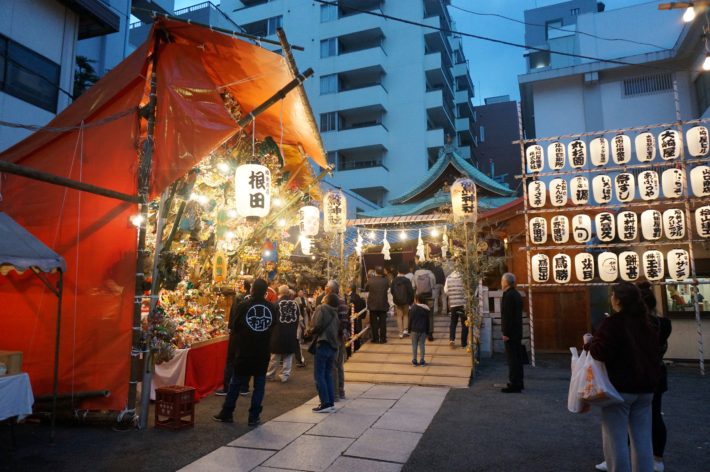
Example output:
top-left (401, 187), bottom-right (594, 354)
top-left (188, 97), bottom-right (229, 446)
top-left (545, 19), bottom-right (563, 40)
top-left (479, 126), bottom-right (485, 143)
top-left (695, 72), bottom-right (710, 115)
top-left (320, 4), bottom-right (337, 22)
top-left (320, 112), bottom-right (338, 132)
top-left (528, 50), bottom-right (550, 69)
top-left (570, 8), bottom-right (581, 16)
top-left (320, 38), bottom-right (337, 58)
top-left (327, 151), bottom-right (338, 166)
top-left (320, 74), bottom-right (338, 95)
top-left (267, 16), bottom-right (282, 35)
top-left (663, 278), bottom-right (710, 315)
top-left (0, 34), bottom-right (59, 112)
top-left (623, 73), bottom-right (673, 97)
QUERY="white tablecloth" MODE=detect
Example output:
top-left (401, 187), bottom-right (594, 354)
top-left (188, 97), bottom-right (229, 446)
top-left (0, 373), bottom-right (34, 421)
top-left (149, 348), bottom-right (189, 400)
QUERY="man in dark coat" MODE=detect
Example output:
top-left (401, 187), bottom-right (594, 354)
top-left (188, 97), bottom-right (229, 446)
top-left (266, 285), bottom-right (300, 382)
top-left (216, 281), bottom-right (251, 396)
top-left (366, 266), bottom-right (390, 343)
top-left (500, 272), bottom-right (524, 393)
top-left (214, 279), bottom-right (276, 425)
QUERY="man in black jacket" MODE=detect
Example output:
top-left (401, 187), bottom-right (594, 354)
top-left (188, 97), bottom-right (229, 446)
top-left (500, 272), bottom-right (524, 393)
top-left (366, 266), bottom-right (390, 343)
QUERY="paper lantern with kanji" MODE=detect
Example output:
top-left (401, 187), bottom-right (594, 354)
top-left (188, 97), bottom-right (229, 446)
top-left (635, 132), bottom-right (656, 162)
top-left (642, 250), bottom-right (664, 281)
top-left (528, 180), bottom-right (546, 208)
top-left (526, 145), bottom-right (544, 173)
top-left (592, 175), bottom-right (613, 204)
top-left (323, 190), bottom-right (347, 233)
top-left (549, 178), bottom-right (568, 207)
top-left (662, 168), bottom-right (685, 198)
top-left (572, 214), bottom-right (592, 243)
top-left (552, 253), bottom-right (572, 284)
top-left (619, 251), bottom-right (640, 281)
top-left (614, 173), bottom-right (635, 203)
top-left (300, 235), bottom-right (312, 256)
top-left (690, 165), bottom-right (710, 197)
top-left (611, 134), bottom-right (631, 164)
top-left (696, 206), bottom-right (710, 238)
top-left (638, 170), bottom-right (660, 201)
top-left (551, 215), bottom-right (569, 244)
top-left (575, 253), bottom-right (595, 282)
top-left (570, 176), bottom-right (589, 205)
top-left (598, 252), bottom-right (618, 282)
top-left (662, 209), bottom-right (685, 240)
top-left (617, 211), bottom-right (638, 241)
top-left (451, 178), bottom-right (477, 223)
top-left (667, 249), bottom-right (690, 281)
top-left (532, 254), bottom-right (550, 283)
top-left (235, 164), bottom-right (271, 218)
top-left (640, 209), bottom-right (662, 241)
top-left (568, 139), bottom-right (587, 168)
top-left (595, 212), bottom-right (616, 242)
top-left (299, 205), bottom-right (320, 236)
top-left (547, 142), bottom-right (566, 170)
top-left (686, 125), bottom-right (709, 157)
top-left (529, 217), bottom-right (547, 245)
top-left (658, 129), bottom-right (681, 160)
top-left (590, 137), bottom-right (609, 166)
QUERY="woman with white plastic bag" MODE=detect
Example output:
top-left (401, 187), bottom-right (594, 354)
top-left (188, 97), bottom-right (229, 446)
top-left (584, 282), bottom-right (661, 472)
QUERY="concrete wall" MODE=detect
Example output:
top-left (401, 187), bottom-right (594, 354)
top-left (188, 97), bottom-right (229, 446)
top-left (77, 0), bottom-right (132, 76)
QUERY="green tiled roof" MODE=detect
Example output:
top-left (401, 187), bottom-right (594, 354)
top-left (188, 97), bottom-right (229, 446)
top-left (360, 194), bottom-right (517, 218)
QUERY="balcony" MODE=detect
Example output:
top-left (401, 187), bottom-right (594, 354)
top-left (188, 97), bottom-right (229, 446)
top-left (337, 166), bottom-right (390, 192)
top-left (323, 47), bottom-right (388, 76)
top-left (318, 84), bottom-right (388, 114)
top-left (322, 124), bottom-right (389, 152)
top-left (320, 8), bottom-right (386, 38)
top-left (455, 89), bottom-right (471, 104)
top-left (427, 128), bottom-right (445, 149)
top-left (452, 61), bottom-right (469, 78)
top-left (60, 0), bottom-right (120, 39)
top-left (456, 117), bottom-right (475, 143)
top-left (426, 89), bottom-right (455, 131)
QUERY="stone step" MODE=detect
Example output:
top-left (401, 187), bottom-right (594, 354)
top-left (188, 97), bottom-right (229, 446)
top-left (344, 371), bottom-right (469, 388)
top-left (349, 352), bottom-right (471, 366)
top-left (345, 361), bottom-right (470, 379)
top-left (356, 342), bottom-right (471, 357)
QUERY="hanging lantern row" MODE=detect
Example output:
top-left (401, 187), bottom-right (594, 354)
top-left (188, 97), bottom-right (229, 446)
top-left (531, 248), bottom-right (690, 283)
top-left (525, 126), bottom-right (708, 173)
top-left (451, 178), bottom-right (478, 223)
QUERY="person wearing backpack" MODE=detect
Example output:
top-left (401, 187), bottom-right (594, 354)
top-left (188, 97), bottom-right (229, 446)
top-left (412, 258), bottom-right (437, 341)
top-left (391, 263), bottom-right (415, 339)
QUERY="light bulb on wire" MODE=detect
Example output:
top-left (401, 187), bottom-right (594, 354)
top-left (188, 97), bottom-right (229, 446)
top-left (130, 214), bottom-right (145, 227)
top-left (703, 53), bottom-right (710, 71)
top-left (368, 230), bottom-right (376, 239)
top-left (217, 161), bottom-right (231, 173)
top-left (273, 197), bottom-right (283, 207)
top-left (431, 227), bottom-right (439, 237)
top-left (399, 230), bottom-right (408, 240)
top-left (683, 6), bottom-right (696, 23)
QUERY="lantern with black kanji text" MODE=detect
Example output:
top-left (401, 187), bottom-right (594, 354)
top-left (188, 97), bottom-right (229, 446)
top-left (667, 249), bottom-right (690, 281)
top-left (235, 164), bottom-right (271, 218)
top-left (299, 205), bottom-right (320, 237)
top-left (323, 190), bottom-right (347, 233)
top-left (641, 209), bottom-right (662, 241)
top-left (552, 253), bottom-right (572, 284)
top-left (612, 134), bottom-right (631, 164)
top-left (590, 137), bottom-right (609, 166)
top-left (532, 254), bottom-right (550, 283)
top-left (575, 253), bottom-right (595, 282)
top-left (662, 209), bottom-right (685, 240)
top-left (690, 165), bottom-right (710, 197)
top-left (642, 250), bottom-right (664, 281)
top-left (635, 132), bottom-right (656, 162)
top-left (619, 251), bottom-right (640, 282)
top-left (658, 129), bottom-right (680, 160)
top-left (686, 126), bottom-right (709, 157)
top-left (451, 178), bottom-right (477, 223)
top-left (598, 252), bottom-right (618, 282)
top-left (696, 206), bottom-right (710, 238)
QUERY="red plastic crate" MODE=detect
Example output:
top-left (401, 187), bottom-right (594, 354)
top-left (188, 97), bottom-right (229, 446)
top-left (154, 385), bottom-right (195, 430)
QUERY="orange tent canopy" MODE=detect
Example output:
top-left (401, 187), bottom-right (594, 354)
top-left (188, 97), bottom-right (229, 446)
top-left (0, 19), bottom-right (325, 410)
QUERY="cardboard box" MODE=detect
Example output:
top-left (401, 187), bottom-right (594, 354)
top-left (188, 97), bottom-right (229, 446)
top-left (0, 350), bottom-right (23, 375)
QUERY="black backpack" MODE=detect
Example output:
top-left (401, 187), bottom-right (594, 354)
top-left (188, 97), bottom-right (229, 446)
top-left (392, 277), bottom-right (414, 305)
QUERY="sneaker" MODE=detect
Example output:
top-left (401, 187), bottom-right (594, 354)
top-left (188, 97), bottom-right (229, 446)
top-left (312, 404), bottom-right (335, 413)
top-left (403, 330), bottom-right (409, 337)
top-left (595, 461), bottom-right (608, 471)
top-left (412, 359), bottom-right (419, 366)
top-left (280, 376), bottom-right (289, 383)
top-left (339, 390), bottom-right (346, 399)
top-left (214, 389), bottom-right (227, 396)
top-left (212, 413), bottom-right (233, 423)
top-left (449, 340), bottom-right (455, 346)
top-left (419, 359), bottom-right (426, 366)
top-left (399, 333), bottom-right (404, 339)
top-left (247, 417), bottom-right (261, 427)
top-left (427, 335), bottom-right (434, 342)
top-left (653, 460), bottom-right (664, 472)
top-left (239, 390), bottom-right (250, 396)
top-left (501, 386), bottom-right (522, 393)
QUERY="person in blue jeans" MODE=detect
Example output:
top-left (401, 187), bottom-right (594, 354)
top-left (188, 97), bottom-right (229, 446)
top-left (408, 293), bottom-right (431, 366)
top-left (310, 294), bottom-right (340, 413)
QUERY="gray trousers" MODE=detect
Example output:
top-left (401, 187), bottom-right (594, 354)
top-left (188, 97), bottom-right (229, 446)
top-left (601, 392), bottom-right (654, 472)
top-left (332, 340), bottom-right (345, 397)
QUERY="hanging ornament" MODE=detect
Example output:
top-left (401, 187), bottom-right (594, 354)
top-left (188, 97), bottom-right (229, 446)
top-left (212, 251), bottom-right (228, 283)
top-left (611, 134), bottom-right (631, 164)
top-left (526, 145), bottom-right (544, 173)
top-left (619, 251), bottom-right (640, 281)
top-left (529, 217), bottom-right (547, 245)
top-left (451, 178), bottom-right (477, 223)
top-left (572, 214), bottom-right (592, 243)
top-left (642, 250), bottom-right (664, 281)
top-left (595, 212), bottom-right (615, 242)
top-left (552, 253), bottom-right (572, 284)
top-left (235, 164), bottom-right (271, 218)
top-left (590, 137), bottom-right (609, 166)
top-left (617, 211), bottom-right (638, 241)
top-left (570, 176), bottom-right (589, 205)
top-left (638, 170), bottom-right (660, 201)
top-left (635, 132), bottom-right (656, 162)
top-left (662, 208), bottom-right (685, 240)
top-left (532, 254), bottom-right (550, 283)
top-left (549, 178), bottom-right (568, 207)
top-left (614, 172), bottom-right (635, 203)
top-left (686, 125), bottom-right (709, 157)
top-left (442, 229), bottom-right (449, 258)
top-left (551, 215), bottom-right (569, 244)
top-left (355, 230), bottom-right (363, 257)
top-left (575, 253), bottom-right (595, 282)
top-left (568, 139), bottom-right (587, 168)
top-left (667, 249), bottom-right (690, 281)
top-left (598, 252), bottom-right (619, 282)
top-left (547, 141), bottom-right (566, 170)
top-left (690, 165), bottom-right (710, 197)
top-left (300, 235), bottom-right (312, 256)
top-left (299, 205), bottom-right (320, 236)
top-left (528, 180), bottom-right (546, 208)
top-left (416, 230), bottom-right (426, 261)
top-left (382, 230), bottom-right (391, 261)
top-left (592, 175), bottom-right (613, 204)
top-left (696, 205), bottom-right (710, 238)
top-left (658, 129), bottom-right (681, 160)
top-left (323, 190), bottom-right (347, 233)
top-left (661, 168), bottom-right (685, 198)
top-left (640, 209), bottom-right (662, 241)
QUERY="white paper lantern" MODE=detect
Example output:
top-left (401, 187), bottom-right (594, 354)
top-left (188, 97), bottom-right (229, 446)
top-left (568, 139), bottom-right (587, 168)
top-left (575, 253), bottom-right (595, 282)
top-left (549, 178), bottom-right (568, 207)
top-left (300, 235), bottom-right (312, 256)
top-left (532, 254), bottom-right (550, 283)
top-left (529, 217), bottom-right (548, 245)
top-left (662, 208), bottom-right (685, 240)
top-left (667, 249), bottom-right (690, 281)
top-left (617, 211), bottom-right (638, 241)
top-left (598, 252), bottom-right (618, 282)
top-left (635, 132), bottom-right (656, 162)
top-left (686, 126), bottom-right (709, 157)
top-left (595, 212), bottom-right (616, 242)
top-left (611, 134), bottom-right (632, 164)
top-left (382, 230), bottom-right (391, 261)
top-left (662, 168), bottom-right (686, 198)
top-left (592, 175), bottom-right (613, 204)
top-left (590, 137), bottom-right (609, 166)
top-left (323, 190), bottom-right (347, 233)
top-left (355, 231), bottom-right (363, 257)
top-left (526, 145), bottom-right (544, 173)
top-left (614, 173), bottom-right (635, 203)
top-left (551, 215), bottom-right (569, 244)
top-left (572, 214), bottom-right (592, 243)
top-left (696, 206), bottom-right (710, 238)
top-left (658, 129), bottom-right (681, 160)
top-left (299, 205), bottom-right (320, 236)
top-left (642, 250), bottom-right (664, 281)
top-left (528, 180), bottom-right (546, 208)
top-left (619, 251), bottom-right (640, 281)
top-left (235, 164), bottom-right (271, 218)
top-left (451, 178), bottom-right (477, 223)
top-left (638, 170), bottom-right (660, 201)
top-left (552, 253), bottom-right (572, 284)
top-left (547, 141), bottom-right (566, 170)
top-left (570, 176), bottom-right (590, 205)
top-left (690, 165), bottom-right (710, 197)
top-left (640, 209), bottom-right (662, 241)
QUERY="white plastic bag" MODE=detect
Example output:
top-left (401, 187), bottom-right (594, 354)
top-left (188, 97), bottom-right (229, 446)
top-left (578, 352), bottom-right (623, 407)
top-left (567, 347), bottom-right (590, 413)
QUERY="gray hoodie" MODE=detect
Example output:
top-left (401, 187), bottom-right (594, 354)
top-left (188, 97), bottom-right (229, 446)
top-left (313, 304), bottom-right (340, 350)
